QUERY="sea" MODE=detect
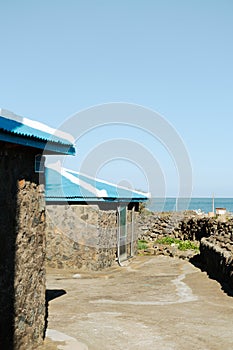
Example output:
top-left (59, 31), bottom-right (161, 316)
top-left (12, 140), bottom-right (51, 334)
top-left (147, 198), bottom-right (233, 214)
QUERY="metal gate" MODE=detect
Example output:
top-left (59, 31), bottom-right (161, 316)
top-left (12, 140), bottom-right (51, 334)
top-left (117, 205), bottom-right (127, 264)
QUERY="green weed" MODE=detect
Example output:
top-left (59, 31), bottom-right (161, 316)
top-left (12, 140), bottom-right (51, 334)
top-left (138, 240), bottom-right (148, 250)
top-left (156, 237), bottom-right (199, 251)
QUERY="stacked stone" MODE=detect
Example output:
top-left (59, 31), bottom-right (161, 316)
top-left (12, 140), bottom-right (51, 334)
top-left (97, 210), bottom-right (118, 269)
top-left (15, 180), bottom-right (46, 349)
top-left (138, 210), bottom-right (233, 290)
top-left (138, 211), bottom-right (198, 241)
top-left (0, 147), bottom-right (46, 350)
top-left (200, 220), bottom-right (233, 289)
top-left (46, 205), bottom-right (118, 271)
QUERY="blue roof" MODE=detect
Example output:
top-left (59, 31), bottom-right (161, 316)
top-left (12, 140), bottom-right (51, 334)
top-left (45, 165), bottom-right (149, 203)
top-left (0, 109), bottom-right (75, 155)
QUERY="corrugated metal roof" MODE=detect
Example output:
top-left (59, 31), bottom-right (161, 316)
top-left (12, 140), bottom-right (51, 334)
top-left (0, 109), bottom-right (75, 155)
top-left (45, 164), bottom-right (149, 203)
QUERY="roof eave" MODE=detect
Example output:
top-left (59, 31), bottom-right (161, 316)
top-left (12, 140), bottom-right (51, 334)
top-left (0, 131), bottom-right (76, 155)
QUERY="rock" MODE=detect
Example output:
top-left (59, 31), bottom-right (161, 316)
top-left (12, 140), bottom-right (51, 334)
top-left (138, 211), bottom-right (233, 289)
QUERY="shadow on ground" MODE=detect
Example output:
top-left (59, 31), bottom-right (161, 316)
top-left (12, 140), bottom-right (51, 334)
top-left (189, 254), bottom-right (233, 297)
top-left (43, 289), bottom-right (67, 338)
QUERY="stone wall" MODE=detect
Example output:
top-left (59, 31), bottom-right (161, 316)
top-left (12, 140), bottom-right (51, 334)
top-left (0, 145), bottom-right (46, 350)
top-left (200, 222), bottom-right (233, 289)
top-left (46, 204), bottom-right (139, 270)
top-left (126, 209), bottom-right (139, 258)
top-left (138, 210), bottom-right (233, 289)
top-left (138, 211), bottom-right (231, 243)
top-left (46, 204), bottom-right (118, 270)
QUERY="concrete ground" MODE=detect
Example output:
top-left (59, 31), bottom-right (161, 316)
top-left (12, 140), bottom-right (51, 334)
top-left (39, 256), bottom-right (233, 350)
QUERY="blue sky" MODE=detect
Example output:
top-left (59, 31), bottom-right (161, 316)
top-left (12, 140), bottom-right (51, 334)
top-left (1, 0), bottom-right (233, 197)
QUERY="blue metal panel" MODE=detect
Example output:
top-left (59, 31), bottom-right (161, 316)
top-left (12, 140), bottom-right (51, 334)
top-left (0, 116), bottom-right (75, 155)
top-left (45, 167), bottom-right (148, 203)
top-left (45, 168), bottom-right (95, 199)
top-left (66, 169), bottom-right (148, 201)
top-left (0, 131), bottom-right (75, 155)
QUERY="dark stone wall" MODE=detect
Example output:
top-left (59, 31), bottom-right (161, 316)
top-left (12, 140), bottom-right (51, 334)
top-left (46, 204), bottom-right (139, 270)
top-left (46, 204), bottom-right (117, 271)
top-left (138, 211), bottom-right (233, 289)
top-left (200, 222), bottom-right (233, 290)
top-left (0, 144), bottom-right (46, 350)
top-left (138, 211), bottom-right (229, 242)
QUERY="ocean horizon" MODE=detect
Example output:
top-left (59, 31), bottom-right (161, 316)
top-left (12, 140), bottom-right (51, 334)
top-left (147, 197), bottom-right (233, 213)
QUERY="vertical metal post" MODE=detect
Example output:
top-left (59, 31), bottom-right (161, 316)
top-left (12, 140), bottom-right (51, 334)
top-left (117, 206), bottom-right (121, 265)
top-left (130, 206), bottom-right (135, 257)
top-left (117, 205), bottom-right (127, 265)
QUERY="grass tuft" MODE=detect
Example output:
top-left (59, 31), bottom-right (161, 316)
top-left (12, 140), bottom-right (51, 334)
top-left (156, 237), bottom-right (199, 251)
top-left (138, 240), bottom-right (148, 250)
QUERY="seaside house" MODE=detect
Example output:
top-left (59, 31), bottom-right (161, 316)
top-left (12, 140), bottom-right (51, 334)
top-left (45, 164), bottom-right (148, 270)
top-left (0, 109), bottom-right (75, 350)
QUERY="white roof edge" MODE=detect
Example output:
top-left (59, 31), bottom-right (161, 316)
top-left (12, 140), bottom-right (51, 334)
top-left (0, 108), bottom-right (75, 144)
top-left (63, 167), bottom-right (150, 198)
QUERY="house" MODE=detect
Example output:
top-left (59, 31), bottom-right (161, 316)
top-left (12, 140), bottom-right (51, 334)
top-left (0, 109), bottom-right (75, 350)
top-left (45, 163), bottom-right (149, 270)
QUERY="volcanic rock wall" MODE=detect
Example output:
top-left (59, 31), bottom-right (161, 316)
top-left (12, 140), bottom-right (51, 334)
top-left (0, 145), bottom-right (46, 350)
top-left (46, 204), bottom-right (118, 271)
top-left (138, 210), bottom-right (233, 289)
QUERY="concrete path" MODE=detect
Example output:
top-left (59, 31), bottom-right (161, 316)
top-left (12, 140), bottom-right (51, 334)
top-left (40, 256), bottom-right (233, 350)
